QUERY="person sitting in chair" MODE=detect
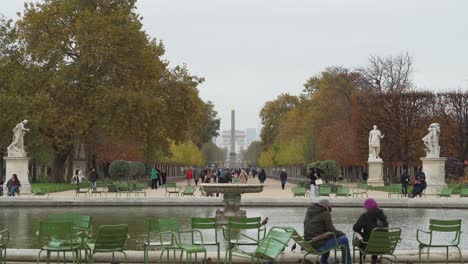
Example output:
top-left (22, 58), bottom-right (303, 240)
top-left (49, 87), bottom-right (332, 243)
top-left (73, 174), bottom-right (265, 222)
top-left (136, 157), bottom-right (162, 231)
top-left (7, 174), bottom-right (21, 196)
top-left (409, 168), bottom-right (426, 198)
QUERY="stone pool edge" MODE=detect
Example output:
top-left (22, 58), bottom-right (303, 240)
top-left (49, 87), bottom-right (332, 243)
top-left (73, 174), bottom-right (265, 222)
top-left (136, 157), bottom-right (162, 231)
top-left (1, 197), bottom-right (468, 209)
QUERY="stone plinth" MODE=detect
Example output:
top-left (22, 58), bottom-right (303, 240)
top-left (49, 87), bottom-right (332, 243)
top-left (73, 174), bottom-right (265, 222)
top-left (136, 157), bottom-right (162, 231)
top-left (421, 157), bottom-right (447, 194)
top-left (4, 157), bottom-right (31, 194)
top-left (367, 159), bottom-right (384, 186)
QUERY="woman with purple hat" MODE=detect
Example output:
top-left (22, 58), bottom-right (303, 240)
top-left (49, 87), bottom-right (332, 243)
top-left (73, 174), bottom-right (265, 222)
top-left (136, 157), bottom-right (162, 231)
top-left (353, 198), bottom-right (389, 264)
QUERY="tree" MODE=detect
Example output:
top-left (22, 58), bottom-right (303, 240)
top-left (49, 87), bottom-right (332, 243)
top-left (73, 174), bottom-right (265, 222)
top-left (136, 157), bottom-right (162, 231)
top-left (201, 142), bottom-right (226, 166)
top-left (309, 160), bottom-right (340, 182)
top-left (258, 149), bottom-right (274, 168)
top-left (0, 1), bottom-right (216, 181)
top-left (190, 101), bottom-right (221, 147)
top-left (243, 141), bottom-right (262, 166)
top-left (358, 53), bottom-right (414, 93)
top-left (259, 94), bottom-right (299, 148)
top-left (167, 141), bottom-right (204, 166)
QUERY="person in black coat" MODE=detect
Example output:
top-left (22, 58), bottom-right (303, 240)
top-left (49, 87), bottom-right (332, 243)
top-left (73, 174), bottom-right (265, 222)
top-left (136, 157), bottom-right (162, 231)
top-left (400, 169), bottom-right (410, 197)
top-left (279, 169), bottom-right (287, 190)
top-left (258, 169), bottom-right (267, 183)
top-left (353, 198), bottom-right (389, 264)
top-left (410, 168), bottom-right (427, 198)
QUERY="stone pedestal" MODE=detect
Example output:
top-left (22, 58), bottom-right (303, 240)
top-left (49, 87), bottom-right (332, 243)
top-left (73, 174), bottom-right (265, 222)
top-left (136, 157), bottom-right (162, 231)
top-left (4, 157), bottom-right (31, 194)
top-left (421, 157), bottom-right (447, 194)
top-left (367, 159), bottom-right (384, 186)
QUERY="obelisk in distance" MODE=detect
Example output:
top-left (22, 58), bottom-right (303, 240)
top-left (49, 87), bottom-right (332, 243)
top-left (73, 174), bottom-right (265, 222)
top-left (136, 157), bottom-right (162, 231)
top-left (229, 109), bottom-right (236, 168)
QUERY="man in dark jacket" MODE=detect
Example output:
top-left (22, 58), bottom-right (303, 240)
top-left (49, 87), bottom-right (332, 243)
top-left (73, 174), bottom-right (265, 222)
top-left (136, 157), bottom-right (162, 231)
top-left (410, 168), bottom-right (426, 198)
top-left (279, 169), bottom-right (287, 190)
top-left (400, 169), bottom-right (410, 197)
top-left (258, 169), bottom-right (267, 183)
top-left (89, 168), bottom-right (99, 193)
top-left (304, 200), bottom-right (351, 264)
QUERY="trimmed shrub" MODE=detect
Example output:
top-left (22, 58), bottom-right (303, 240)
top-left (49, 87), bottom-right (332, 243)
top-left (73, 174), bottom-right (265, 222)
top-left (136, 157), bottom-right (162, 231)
top-left (129, 161), bottom-right (146, 179)
top-left (109, 160), bottom-right (131, 181)
top-left (309, 160), bottom-right (341, 182)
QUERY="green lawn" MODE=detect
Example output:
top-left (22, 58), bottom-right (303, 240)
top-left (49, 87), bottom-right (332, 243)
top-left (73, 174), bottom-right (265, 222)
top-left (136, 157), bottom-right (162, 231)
top-left (31, 182), bottom-right (89, 193)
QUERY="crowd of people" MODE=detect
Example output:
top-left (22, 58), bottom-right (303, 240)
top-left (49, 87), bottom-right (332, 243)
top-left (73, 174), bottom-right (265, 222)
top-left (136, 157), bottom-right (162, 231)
top-left (400, 167), bottom-right (427, 198)
top-left (183, 167), bottom-right (268, 186)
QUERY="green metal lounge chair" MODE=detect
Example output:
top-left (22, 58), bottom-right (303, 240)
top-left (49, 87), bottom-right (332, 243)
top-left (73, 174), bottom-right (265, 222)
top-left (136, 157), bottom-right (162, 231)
top-left (0, 229), bottom-right (8, 264)
top-left (174, 227), bottom-right (207, 263)
top-left (353, 183), bottom-right (369, 198)
top-left (290, 228), bottom-right (348, 264)
top-left (144, 218), bottom-right (182, 264)
top-left (353, 227), bottom-right (401, 264)
top-left (231, 226), bottom-right (294, 264)
top-left (437, 187), bottom-right (453, 198)
top-left (84, 224), bottom-right (129, 264)
top-left (460, 188), bottom-right (468, 197)
top-left (417, 219), bottom-right (463, 264)
top-left (318, 187), bottom-right (331, 197)
top-left (165, 183), bottom-right (180, 197)
top-left (191, 217), bottom-right (221, 264)
top-left (36, 220), bottom-right (81, 264)
top-left (129, 183), bottom-right (147, 197)
top-left (180, 186), bottom-right (196, 197)
top-left (335, 187), bottom-right (350, 198)
top-left (224, 217), bottom-right (266, 264)
top-left (292, 187), bottom-right (307, 197)
top-left (107, 184), bottom-right (121, 197)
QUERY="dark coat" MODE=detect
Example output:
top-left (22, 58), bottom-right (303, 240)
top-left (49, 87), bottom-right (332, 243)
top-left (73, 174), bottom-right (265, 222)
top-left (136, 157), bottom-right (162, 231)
top-left (353, 208), bottom-right (389, 242)
top-left (258, 170), bottom-right (267, 181)
top-left (309, 172), bottom-right (317, 185)
top-left (400, 172), bottom-right (410, 185)
top-left (304, 204), bottom-right (345, 247)
top-left (280, 171), bottom-right (287, 181)
top-left (90, 171), bottom-right (99, 182)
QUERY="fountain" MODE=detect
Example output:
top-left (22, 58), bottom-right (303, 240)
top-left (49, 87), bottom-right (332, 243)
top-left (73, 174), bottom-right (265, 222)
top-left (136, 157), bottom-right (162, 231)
top-left (200, 183), bottom-right (263, 223)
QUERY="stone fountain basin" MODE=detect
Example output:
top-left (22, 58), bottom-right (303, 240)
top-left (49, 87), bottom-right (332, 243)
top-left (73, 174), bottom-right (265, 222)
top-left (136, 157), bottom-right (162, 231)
top-left (200, 183), bottom-right (263, 194)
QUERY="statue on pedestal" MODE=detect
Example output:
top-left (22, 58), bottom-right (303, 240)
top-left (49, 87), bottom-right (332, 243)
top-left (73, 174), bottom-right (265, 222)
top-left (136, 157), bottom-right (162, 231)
top-left (7, 120), bottom-right (29, 158)
top-left (422, 123), bottom-right (440, 158)
top-left (368, 125), bottom-right (384, 160)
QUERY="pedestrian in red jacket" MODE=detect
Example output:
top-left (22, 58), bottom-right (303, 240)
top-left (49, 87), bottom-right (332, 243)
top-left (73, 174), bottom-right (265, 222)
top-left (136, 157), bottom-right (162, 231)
top-left (186, 168), bottom-right (193, 185)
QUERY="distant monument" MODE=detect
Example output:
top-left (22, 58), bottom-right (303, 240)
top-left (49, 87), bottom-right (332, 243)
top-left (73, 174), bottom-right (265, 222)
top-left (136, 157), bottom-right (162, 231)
top-left (367, 125), bottom-right (384, 186)
top-left (229, 109), bottom-right (236, 168)
top-left (420, 123), bottom-right (447, 194)
top-left (4, 120), bottom-right (31, 194)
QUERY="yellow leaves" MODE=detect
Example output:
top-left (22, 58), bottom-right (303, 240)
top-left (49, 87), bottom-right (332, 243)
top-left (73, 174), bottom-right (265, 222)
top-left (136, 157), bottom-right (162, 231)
top-left (167, 141), bottom-right (205, 166)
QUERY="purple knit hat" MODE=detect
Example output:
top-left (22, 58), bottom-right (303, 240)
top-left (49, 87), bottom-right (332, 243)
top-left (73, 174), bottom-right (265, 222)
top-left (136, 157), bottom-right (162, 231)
top-left (363, 198), bottom-right (378, 209)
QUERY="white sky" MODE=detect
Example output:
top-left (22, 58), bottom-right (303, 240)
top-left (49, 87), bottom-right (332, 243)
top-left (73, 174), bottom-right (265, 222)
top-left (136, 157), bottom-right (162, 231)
top-left (2, 0), bottom-right (468, 132)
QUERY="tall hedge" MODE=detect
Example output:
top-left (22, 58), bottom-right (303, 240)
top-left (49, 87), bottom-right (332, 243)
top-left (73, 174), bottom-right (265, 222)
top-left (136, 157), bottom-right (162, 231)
top-left (129, 161), bottom-right (146, 179)
top-left (109, 160), bottom-right (131, 181)
top-left (309, 160), bottom-right (340, 182)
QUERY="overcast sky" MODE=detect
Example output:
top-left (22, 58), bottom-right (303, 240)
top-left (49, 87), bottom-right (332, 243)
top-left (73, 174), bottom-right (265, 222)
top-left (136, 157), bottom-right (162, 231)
top-left (2, 1), bottom-right (468, 133)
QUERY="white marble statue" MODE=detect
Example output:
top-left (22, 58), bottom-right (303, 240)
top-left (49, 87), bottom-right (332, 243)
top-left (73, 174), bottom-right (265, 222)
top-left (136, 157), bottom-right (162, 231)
top-left (368, 125), bottom-right (384, 160)
top-left (7, 120), bottom-right (29, 157)
top-left (422, 123), bottom-right (440, 158)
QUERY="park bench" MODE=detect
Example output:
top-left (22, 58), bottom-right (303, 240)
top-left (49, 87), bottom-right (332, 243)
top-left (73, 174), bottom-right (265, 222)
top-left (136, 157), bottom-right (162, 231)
top-left (165, 182), bottom-right (179, 197)
top-left (292, 186), bottom-right (306, 197)
top-left (437, 187), bottom-right (453, 198)
top-left (180, 186), bottom-right (195, 197)
top-left (335, 187), bottom-right (350, 197)
top-left (460, 188), bottom-right (468, 197)
top-left (318, 187), bottom-right (331, 197)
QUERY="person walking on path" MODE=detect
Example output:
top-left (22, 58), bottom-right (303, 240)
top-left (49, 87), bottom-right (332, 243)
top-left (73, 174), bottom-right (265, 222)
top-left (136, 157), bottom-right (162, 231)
top-left (7, 174), bottom-right (21, 196)
top-left (309, 167), bottom-right (321, 198)
top-left (410, 167), bottom-right (426, 198)
top-left (304, 199), bottom-right (352, 264)
top-left (186, 167), bottom-right (194, 185)
top-left (353, 198), bottom-right (389, 264)
top-left (239, 169), bottom-right (248, 183)
top-left (258, 169), bottom-right (267, 183)
top-left (279, 169), bottom-right (288, 190)
top-left (400, 169), bottom-right (410, 197)
top-left (194, 168), bottom-right (201, 186)
top-left (150, 167), bottom-right (159, 190)
top-left (89, 168), bottom-right (99, 193)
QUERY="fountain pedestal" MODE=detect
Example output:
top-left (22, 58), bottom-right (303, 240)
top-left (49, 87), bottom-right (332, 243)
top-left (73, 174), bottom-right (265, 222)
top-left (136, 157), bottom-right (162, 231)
top-left (201, 183), bottom-right (264, 224)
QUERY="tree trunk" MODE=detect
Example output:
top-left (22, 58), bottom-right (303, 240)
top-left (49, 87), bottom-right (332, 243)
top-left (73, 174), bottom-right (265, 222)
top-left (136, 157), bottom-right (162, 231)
top-left (66, 152), bottom-right (74, 183)
top-left (50, 153), bottom-right (68, 183)
top-left (32, 159), bottom-right (37, 183)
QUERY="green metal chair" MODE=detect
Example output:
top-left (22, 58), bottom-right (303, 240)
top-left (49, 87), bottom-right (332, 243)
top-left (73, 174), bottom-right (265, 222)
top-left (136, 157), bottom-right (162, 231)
top-left (231, 226), bottom-right (293, 264)
top-left (144, 218), bottom-right (182, 264)
top-left (318, 187), bottom-right (331, 197)
top-left (224, 217), bottom-right (266, 264)
top-left (417, 219), bottom-right (463, 264)
top-left (437, 187), bottom-right (453, 198)
top-left (165, 183), bottom-right (180, 197)
top-left (192, 217), bottom-right (220, 264)
top-left (0, 229), bottom-right (8, 264)
top-left (353, 228), bottom-right (401, 264)
top-left (335, 187), bottom-right (350, 198)
top-left (292, 187), bottom-right (306, 197)
top-left (180, 186), bottom-right (196, 197)
top-left (36, 220), bottom-right (81, 264)
top-left (107, 184), bottom-right (121, 197)
top-left (129, 183), bottom-right (147, 197)
top-left (174, 227), bottom-right (207, 263)
top-left (84, 224), bottom-right (129, 264)
top-left (290, 228), bottom-right (348, 264)
top-left (386, 185), bottom-right (402, 198)
top-left (75, 184), bottom-right (89, 197)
